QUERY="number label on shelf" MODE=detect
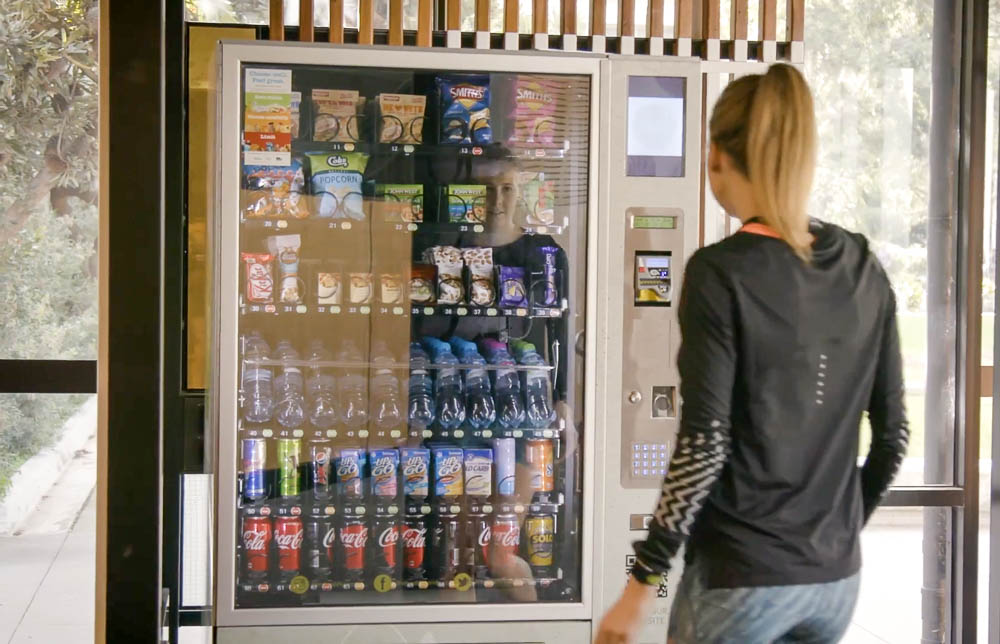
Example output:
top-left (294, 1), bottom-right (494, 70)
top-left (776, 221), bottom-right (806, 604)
top-left (262, 429), bottom-right (273, 438)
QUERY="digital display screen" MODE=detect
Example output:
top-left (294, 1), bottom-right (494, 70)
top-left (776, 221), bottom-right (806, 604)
top-left (626, 77), bottom-right (686, 178)
top-left (632, 215), bottom-right (677, 230)
top-left (634, 251), bottom-right (672, 306)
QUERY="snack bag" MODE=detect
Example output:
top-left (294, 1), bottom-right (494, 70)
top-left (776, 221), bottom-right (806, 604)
top-left (312, 89), bottom-right (362, 142)
top-left (437, 76), bottom-right (493, 145)
top-left (242, 252), bottom-right (274, 303)
top-left (424, 246), bottom-right (465, 305)
top-left (307, 152), bottom-right (369, 220)
top-left (380, 273), bottom-right (404, 305)
top-left (316, 269), bottom-right (341, 305)
top-left (498, 265), bottom-right (528, 307)
top-left (377, 184), bottom-right (424, 223)
top-left (462, 247), bottom-right (495, 306)
top-left (242, 160), bottom-right (309, 219)
top-left (521, 174), bottom-right (555, 226)
top-left (349, 272), bottom-right (373, 305)
top-left (290, 91), bottom-right (302, 139)
top-left (446, 185), bottom-right (487, 223)
top-left (266, 234), bottom-right (304, 304)
top-left (507, 75), bottom-right (560, 147)
top-left (379, 94), bottom-right (426, 144)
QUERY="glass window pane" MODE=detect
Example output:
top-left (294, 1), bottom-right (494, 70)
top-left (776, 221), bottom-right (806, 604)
top-left (0, 4), bottom-right (98, 360)
top-left (806, 0), bottom-right (955, 486)
top-left (851, 508), bottom-right (953, 642)
top-left (186, 0), bottom-right (271, 24)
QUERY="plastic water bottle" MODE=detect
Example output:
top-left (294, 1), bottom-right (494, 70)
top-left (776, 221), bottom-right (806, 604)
top-left (449, 337), bottom-right (496, 430)
top-left (273, 339), bottom-right (306, 428)
top-left (422, 337), bottom-right (465, 431)
top-left (511, 340), bottom-right (555, 429)
top-left (305, 339), bottom-right (338, 429)
top-left (241, 331), bottom-right (274, 423)
top-left (408, 343), bottom-right (436, 428)
top-left (370, 341), bottom-right (404, 433)
top-left (480, 339), bottom-right (525, 429)
top-left (337, 340), bottom-right (369, 431)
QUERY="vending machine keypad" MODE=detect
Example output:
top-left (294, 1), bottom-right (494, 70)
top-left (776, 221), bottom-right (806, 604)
top-left (630, 442), bottom-right (670, 479)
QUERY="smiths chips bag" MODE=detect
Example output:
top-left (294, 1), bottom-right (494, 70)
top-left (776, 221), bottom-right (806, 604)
top-left (307, 152), bottom-right (369, 220)
top-left (507, 75), bottom-right (561, 147)
top-left (437, 75), bottom-right (493, 145)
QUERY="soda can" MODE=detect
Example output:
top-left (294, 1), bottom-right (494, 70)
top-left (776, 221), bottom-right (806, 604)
top-left (493, 438), bottom-right (516, 497)
top-left (309, 441), bottom-right (333, 502)
top-left (431, 514), bottom-right (462, 583)
top-left (336, 448), bottom-right (366, 501)
top-left (490, 514), bottom-right (520, 564)
top-left (468, 514), bottom-right (491, 578)
top-left (242, 438), bottom-right (268, 502)
top-left (401, 448), bottom-right (430, 501)
top-left (525, 439), bottom-right (554, 493)
top-left (432, 447), bottom-right (464, 500)
top-left (463, 448), bottom-right (493, 499)
top-left (241, 515), bottom-right (271, 580)
top-left (273, 516), bottom-right (304, 579)
top-left (372, 517), bottom-right (401, 577)
top-left (524, 513), bottom-right (555, 577)
top-left (276, 438), bottom-right (301, 498)
top-left (402, 514), bottom-right (428, 581)
top-left (304, 517), bottom-right (336, 578)
top-left (370, 448), bottom-right (400, 499)
top-left (339, 517), bottom-right (368, 582)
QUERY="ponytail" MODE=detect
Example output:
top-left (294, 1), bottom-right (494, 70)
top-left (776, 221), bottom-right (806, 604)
top-left (710, 63), bottom-right (817, 261)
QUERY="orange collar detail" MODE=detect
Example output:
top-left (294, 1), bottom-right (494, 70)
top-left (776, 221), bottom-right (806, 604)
top-left (739, 222), bottom-right (782, 239)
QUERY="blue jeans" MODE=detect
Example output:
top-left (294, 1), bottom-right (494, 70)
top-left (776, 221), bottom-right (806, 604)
top-left (667, 558), bottom-right (860, 643)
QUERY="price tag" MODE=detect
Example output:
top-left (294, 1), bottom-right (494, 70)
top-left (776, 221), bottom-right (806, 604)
top-left (331, 306), bottom-right (341, 314)
top-left (293, 430), bottom-right (304, 438)
top-left (449, 504), bottom-right (462, 514)
top-left (342, 222), bottom-right (353, 230)
top-left (356, 506), bottom-right (367, 515)
top-left (486, 308), bottom-right (498, 317)
top-left (474, 224), bottom-right (484, 233)
top-left (296, 305), bottom-right (307, 314)
top-left (265, 305), bottom-right (276, 313)
top-left (423, 307), bottom-right (435, 316)
top-left (353, 582), bottom-right (365, 591)
top-left (422, 430), bottom-right (433, 438)
top-left (404, 144), bottom-right (415, 154)
top-left (484, 580), bottom-right (495, 589)
top-left (407, 223), bottom-right (418, 232)
top-left (360, 306), bottom-right (371, 315)
top-left (326, 430), bottom-right (337, 438)
top-left (262, 429), bottom-right (273, 438)
top-left (543, 429), bottom-right (554, 438)
top-left (345, 143), bottom-right (356, 152)
top-left (277, 220), bottom-right (288, 229)
top-left (482, 430), bottom-right (493, 438)
top-left (457, 308), bottom-right (468, 316)
top-left (514, 504), bottom-right (525, 513)
top-left (324, 506), bottom-right (336, 515)
top-left (482, 504), bottom-right (493, 514)
top-left (359, 430), bottom-right (369, 438)
top-left (390, 430), bottom-right (402, 438)
top-left (388, 505), bottom-right (399, 515)
top-left (512, 579), bottom-right (525, 587)
top-left (393, 307), bottom-right (404, 316)
top-left (454, 430), bottom-right (464, 438)
top-left (513, 430), bottom-right (523, 438)
top-left (417, 580), bottom-right (429, 589)
top-left (260, 506), bottom-right (271, 516)
top-left (420, 505), bottom-right (432, 515)
top-left (517, 308), bottom-right (528, 317)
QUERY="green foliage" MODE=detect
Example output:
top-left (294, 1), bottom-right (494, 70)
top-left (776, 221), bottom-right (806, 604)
top-left (0, 0), bottom-right (98, 497)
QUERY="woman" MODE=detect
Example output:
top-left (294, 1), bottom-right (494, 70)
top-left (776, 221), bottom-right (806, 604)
top-left (595, 64), bottom-right (909, 644)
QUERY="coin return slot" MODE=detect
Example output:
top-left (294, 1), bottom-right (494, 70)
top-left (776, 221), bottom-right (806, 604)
top-left (651, 386), bottom-right (676, 419)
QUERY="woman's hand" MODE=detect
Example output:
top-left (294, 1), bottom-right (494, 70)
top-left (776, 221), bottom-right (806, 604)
top-left (594, 577), bottom-right (659, 644)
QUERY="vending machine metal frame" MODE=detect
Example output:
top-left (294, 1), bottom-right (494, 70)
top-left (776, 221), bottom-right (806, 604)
top-left (210, 41), bottom-right (603, 628)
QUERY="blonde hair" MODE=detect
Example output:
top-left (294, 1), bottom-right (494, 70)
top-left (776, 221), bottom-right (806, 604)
top-left (710, 63), bottom-right (817, 261)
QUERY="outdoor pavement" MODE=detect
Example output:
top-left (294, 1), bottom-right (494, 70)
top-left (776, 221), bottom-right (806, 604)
top-left (0, 435), bottom-right (95, 644)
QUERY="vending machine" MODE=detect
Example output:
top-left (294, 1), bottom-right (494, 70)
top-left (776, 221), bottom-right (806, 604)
top-left (209, 41), bottom-right (701, 642)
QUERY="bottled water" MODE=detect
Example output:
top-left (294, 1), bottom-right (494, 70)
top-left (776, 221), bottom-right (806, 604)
top-left (511, 340), bottom-right (555, 429)
top-left (273, 339), bottom-right (306, 428)
top-left (408, 342), bottom-right (436, 428)
top-left (241, 330), bottom-right (274, 423)
top-left (337, 340), bottom-right (369, 431)
top-left (449, 337), bottom-right (496, 430)
top-left (305, 339), bottom-right (338, 429)
top-left (480, 339), bottom-right (525, 429)
top-left (370, 341), bottom-right (404, 433)
top-left (422, 337), bottom-right (465, 431)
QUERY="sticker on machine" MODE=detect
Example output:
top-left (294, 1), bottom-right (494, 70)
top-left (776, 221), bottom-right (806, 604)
top-left (625, 555), bottom-right (669, 599)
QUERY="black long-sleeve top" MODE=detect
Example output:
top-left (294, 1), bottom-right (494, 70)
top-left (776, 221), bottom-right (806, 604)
top-left (631, 219), bottom-right (910, 589)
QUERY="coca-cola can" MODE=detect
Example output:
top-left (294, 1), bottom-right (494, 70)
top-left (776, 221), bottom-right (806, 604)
top-left (490, 514), bottom-right (520, 565)
top-left (431, 514), bottom-right (462, 583)
top-left (402, 515), bottom-right (428, 582)
top-left (339, 517), bottom-right (368, 582)
top-left (309, 441), bottom-right (333, 502)
top-left (273, 516), bottom-right (304, 580)
top-left (372, 517), bottom-right (400, 578)
top-left (304, 517), bottom-right (335, 579)
top-left (242, 515), bottom-right (271, 581)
